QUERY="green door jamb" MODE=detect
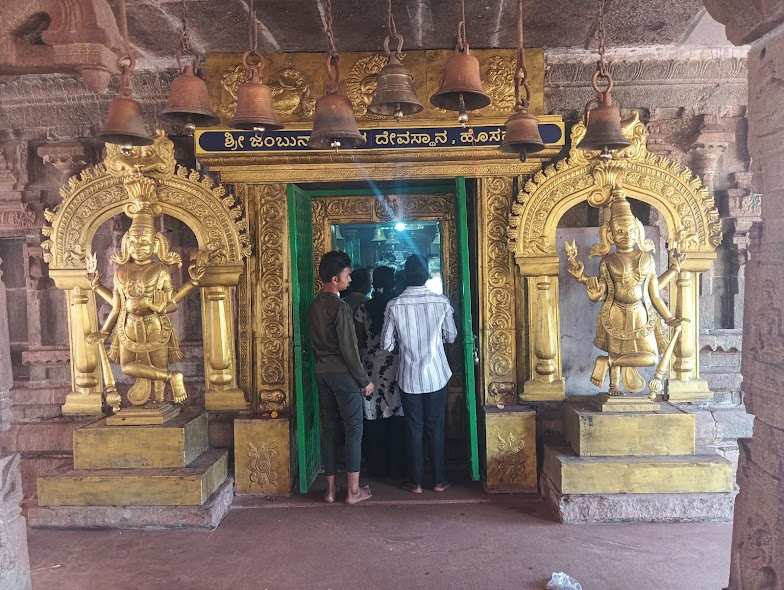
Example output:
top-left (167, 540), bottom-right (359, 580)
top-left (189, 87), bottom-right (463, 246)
top-left (455, 177), bottom-right (481, 481)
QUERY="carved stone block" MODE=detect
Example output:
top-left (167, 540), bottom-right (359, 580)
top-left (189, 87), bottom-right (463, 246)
top-left (234, 418), bottom-right (291, 496)
top-left (483, 406), bottom-right (537, 493)
top-left (0, 454), bottom-right (31, 590)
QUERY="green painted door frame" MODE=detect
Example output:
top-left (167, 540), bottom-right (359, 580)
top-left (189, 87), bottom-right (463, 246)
top-left (289, 180), bottom-right (481, 491)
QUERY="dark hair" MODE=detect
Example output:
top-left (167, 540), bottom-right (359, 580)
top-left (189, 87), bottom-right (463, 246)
top-left (404, 254), bottom-right (428, 287)
top-left (348, 268), bottom-right (371, 294)
top-left (366, 266), bottom-right (395, 335)
top-left (318, 251), bottom-right (351, 283)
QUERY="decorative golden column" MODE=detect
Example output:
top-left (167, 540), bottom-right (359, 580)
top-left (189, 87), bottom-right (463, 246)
top-left (201, 265), bottom-right (248, 410)
top-left (667, 257), bottom-right (713, 401)
top-left (520, 266), bottom-right (565, 401)
top-left (56, 273), bottom-right (103, 415)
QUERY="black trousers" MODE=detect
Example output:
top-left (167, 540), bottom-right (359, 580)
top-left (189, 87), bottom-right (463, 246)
top-left (363, 416), bottom-right (407, 479)
top-left (317, 373), bottom-right (364, 475)
top-left (401, 387), bottom-right (447, 486)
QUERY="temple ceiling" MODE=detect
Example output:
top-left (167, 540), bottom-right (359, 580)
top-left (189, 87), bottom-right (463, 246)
top-left (111, 0), bottom-right (726, 70)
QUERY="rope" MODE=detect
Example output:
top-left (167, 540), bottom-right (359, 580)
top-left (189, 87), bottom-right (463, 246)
top-left (324, 0), bottom-right (338, 57)
top-left (249, 0), bottom-right (258, 53)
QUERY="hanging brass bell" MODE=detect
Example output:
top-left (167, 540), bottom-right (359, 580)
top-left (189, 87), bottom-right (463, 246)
top-left (578, 98), bottom-right (630, 152)
top-left (161, 64), bottom-right (219, 134)
top-left (230, 65), bottom-right (283, 132)
top-left (430, 51), bottom-right (491, 118)
top-left (502, 108), bottom-right (544, 159)
top-left (98, 93), bottom-right (153, 147)
top-left (309, 92), bottom-right (366, 149)
top-left (371, 227), bottom-right (387, 242)
top-left (369, 53), bottom-right (423, 120)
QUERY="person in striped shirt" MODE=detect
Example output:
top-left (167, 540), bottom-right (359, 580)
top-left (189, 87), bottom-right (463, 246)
top-left (381, 254), bottom-right (458, 494)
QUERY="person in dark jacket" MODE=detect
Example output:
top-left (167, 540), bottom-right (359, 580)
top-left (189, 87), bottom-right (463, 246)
top-left (308, 251), bottom-right (374, 504)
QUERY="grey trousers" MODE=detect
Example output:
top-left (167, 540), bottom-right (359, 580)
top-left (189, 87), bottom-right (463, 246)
top-left (317, 373), bottom-right (364, 474)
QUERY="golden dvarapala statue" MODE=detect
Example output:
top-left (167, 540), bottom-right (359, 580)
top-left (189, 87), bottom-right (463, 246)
top-left (86, 175), bottom-right (209, 418)
top-left (565, 192), bottom-right (686, 400)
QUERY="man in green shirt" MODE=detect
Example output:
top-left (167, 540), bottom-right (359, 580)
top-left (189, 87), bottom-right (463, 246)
top-left (308, 251), bottom-right (374, 504)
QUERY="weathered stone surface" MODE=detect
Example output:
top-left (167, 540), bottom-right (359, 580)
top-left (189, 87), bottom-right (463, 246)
top-left (29, 476), bottom-right (234, 530)
top-left (542, 473), bottom-right (736, 524)
top-left (0, 454), bottom-right (31, 590)
top-left (726, 18), bottom-right (784, 589)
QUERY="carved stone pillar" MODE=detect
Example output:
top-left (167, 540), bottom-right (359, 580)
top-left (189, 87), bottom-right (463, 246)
top-left (704, 4), bottom-right (784, 585)
top-left (0, 258), bottom-right (12, 432)
top-left (517, 258), bottom-right (565, 402)
top-left (201, 267), bottom-right (248, 411)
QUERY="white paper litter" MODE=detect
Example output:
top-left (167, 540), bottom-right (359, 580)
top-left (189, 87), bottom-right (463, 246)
top-left (545, 571), bottom-right (583, 590)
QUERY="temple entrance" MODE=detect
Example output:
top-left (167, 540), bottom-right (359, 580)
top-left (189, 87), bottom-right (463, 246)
top-left (289, 179), bottom-right (480, 493)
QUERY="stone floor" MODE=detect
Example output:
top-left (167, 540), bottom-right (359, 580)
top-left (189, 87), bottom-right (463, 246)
top-left (28, 481), bottom-right (732, 590)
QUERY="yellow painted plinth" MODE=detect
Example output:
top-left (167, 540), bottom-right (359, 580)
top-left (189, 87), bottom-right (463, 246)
top-left (521, 380), bottom-right (565, 402)
top-left (234, 418), bottom-right (291, 495)
top-left (74, 410), bottom-right (208, 470)
top-left (61, 393), bottom-right (103, 416)
top-left (38, 449), bottom-right (228, 506)
top-left (484, 406), bottom-right (537, 493)
top-left (592, 394), bottom-right (660, 413)
top-left (543, 446), bottom-right (733, 495)
top-left (667, 379), bottom-right (713, 403)
top-left (106, 403), bottom-right (180, 426)
top-left (565, 405), bottom-right (695, 457)
top-left (205, 389), bottom-right (250, 412)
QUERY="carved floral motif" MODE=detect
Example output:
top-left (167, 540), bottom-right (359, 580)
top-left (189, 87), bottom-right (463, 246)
top-left (247, 441), bottom-right (279, 490)
top-left (254, 184), bottom-right (289, 412)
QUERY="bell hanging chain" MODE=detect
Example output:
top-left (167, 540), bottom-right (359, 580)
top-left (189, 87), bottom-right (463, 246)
top-left (179, 0), bottom-right (192, 58)
top-left (591, 0), bottom-right (613, 101)
top-left (384, 0), bottom-right (404, 56)
top-left (514, 0), bottom-right (531, 111)
top-left (456, 0), bottom-right (468, 53)
top-left (323, 0), bottom-right (339, 58)
top-left (116, 0), bottom-right (134, 95)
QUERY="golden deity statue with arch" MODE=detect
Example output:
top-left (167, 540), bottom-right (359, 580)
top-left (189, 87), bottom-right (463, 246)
top-left (86, 174), bottom-right (210, 424)
top-left (564, 188), bottom-right (687, 403)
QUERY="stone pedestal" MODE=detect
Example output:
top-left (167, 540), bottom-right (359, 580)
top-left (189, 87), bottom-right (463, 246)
top-left (31, 409), bottom-right (232, 529)
top-left (543, 402), bottom-right (736, 523)
top-left (0, 454), bottom-right (31, 590)
top-left (483, 406), bottom-right (537, 493)
top-left (234, 417), bottom-right (291, 495)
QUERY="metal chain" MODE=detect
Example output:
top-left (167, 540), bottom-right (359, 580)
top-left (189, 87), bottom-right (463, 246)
top-left (248, 0), bottom-right (258, 53)
top-left (324, 0), bottom-right (338, 57)
top-left (597, 0), bottom-right (608, 76)
top-left (179, 0), bottom-right (192, 57)
top-left (457, 0), bottom-right (467, 52)
top-left (515, 0), bottom-right (530, 108)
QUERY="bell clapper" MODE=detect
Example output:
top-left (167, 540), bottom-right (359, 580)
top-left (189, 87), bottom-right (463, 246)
top-left (184, 122), bottom-right (197, 136)
top-left (253, 126), bottom-right (266, 135)
top-left (330, 139), bottom-right (342, 151)
top-left (393, 104), bottom-right (404, 121)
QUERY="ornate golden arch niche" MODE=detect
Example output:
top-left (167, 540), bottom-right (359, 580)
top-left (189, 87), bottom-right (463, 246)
top-left (507, 114), bottom-right (722, 402)
top-left (41, 132), bottom-right (251, 415)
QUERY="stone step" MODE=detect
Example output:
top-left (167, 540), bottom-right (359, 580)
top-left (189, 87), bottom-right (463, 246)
top-left (73, 410), bottom-right (208, 470)
top-left (544, 445), bottom-right (734, 495)
top-left (29, 478), bottom-right (234, 530)
top-left (38, 449), bottom-right (227, 507)
top-left (565, 404), bottom-right (695, 457)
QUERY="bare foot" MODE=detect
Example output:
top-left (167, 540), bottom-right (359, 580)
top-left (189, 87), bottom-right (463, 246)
top-left (402, 481), bottom-right (423, 494)
top-left (433, 482), bottom-right (451, 493)
top-left (345, 485), bottom-right (372, 505)
top-left (323, 475), bottom-right (336, 504)
top-left (323, 490), bottom-right (335, 504)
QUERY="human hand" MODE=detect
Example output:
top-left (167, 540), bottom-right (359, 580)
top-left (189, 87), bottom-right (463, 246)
top-left (669, 249), bottom-right (686, 273)
top-left (666, 316), bottom-right (689, 328)
top-left (86, 331), bottom-right (109, 344)
top-left (361, 382), bottom-right (374, 398)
